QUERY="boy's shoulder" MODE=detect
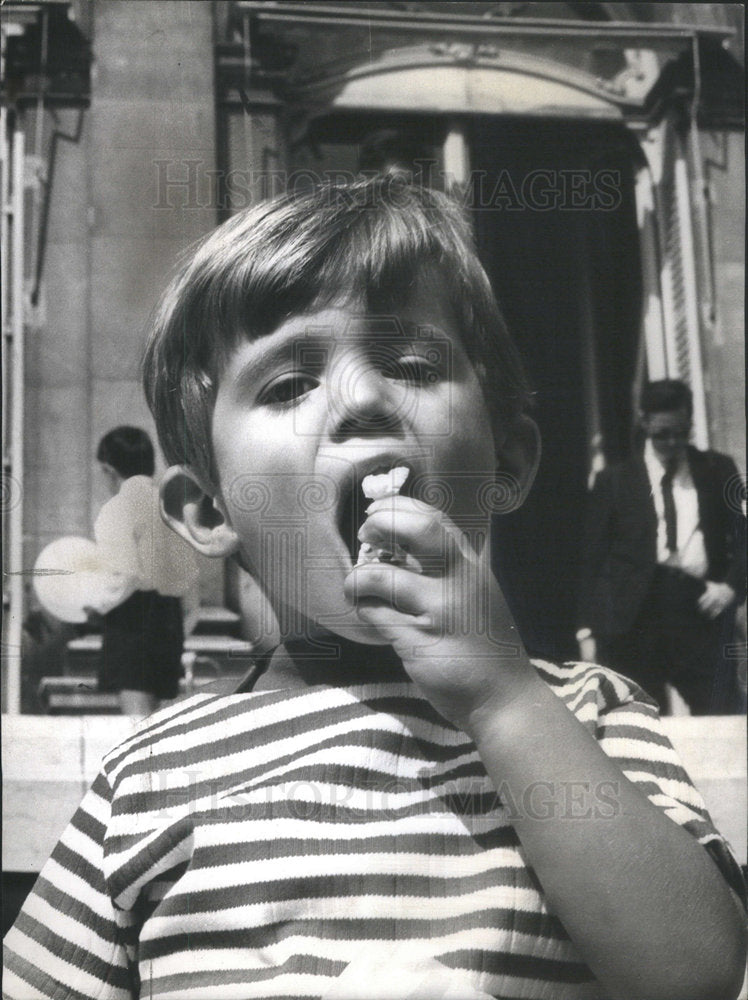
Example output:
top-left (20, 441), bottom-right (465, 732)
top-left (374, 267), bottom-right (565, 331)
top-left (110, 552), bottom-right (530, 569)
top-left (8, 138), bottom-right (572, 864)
top-left (532, 658), bottom-right (659, 725)
top-left (99, 688), bottom-right (292, 777)
top-left (98, 681), bottom-right (407, 779)
top-left (95, 662), bottom-right (659, 791)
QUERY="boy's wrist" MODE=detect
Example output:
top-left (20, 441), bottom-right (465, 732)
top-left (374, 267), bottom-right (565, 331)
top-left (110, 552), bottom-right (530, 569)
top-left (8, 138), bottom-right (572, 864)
top-left (460, 662), bottom-right (545, 742)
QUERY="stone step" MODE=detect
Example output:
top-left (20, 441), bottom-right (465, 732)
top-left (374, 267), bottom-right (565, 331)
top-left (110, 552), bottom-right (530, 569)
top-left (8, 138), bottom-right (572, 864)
top-left (37, 660), bottom-right (251, 713)
top-left (66, 632), bottom-right (253, 664)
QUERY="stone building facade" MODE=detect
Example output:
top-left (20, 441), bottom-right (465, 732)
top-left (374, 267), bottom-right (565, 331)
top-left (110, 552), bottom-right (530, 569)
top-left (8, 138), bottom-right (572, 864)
top-left (2, 2), bottom-right (744, 705)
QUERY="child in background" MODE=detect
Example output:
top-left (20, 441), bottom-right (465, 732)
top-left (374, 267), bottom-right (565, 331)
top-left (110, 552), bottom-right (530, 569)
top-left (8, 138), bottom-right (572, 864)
top-left (4, 180), bottom-right (745, 999)
top-left (94, 426), bottom-right (199, 716)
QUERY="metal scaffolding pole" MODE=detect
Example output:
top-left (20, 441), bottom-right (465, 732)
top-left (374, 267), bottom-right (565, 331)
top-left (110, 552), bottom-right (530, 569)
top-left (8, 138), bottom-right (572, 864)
top-left (3, 123), bottom-right (26, 715)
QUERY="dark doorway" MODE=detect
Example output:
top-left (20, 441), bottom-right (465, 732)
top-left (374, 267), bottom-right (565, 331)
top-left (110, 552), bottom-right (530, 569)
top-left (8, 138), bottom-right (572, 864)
top-left (290, 111), bottom-right (448, 186)
top-left (470, 117), bottom-right (643, 659)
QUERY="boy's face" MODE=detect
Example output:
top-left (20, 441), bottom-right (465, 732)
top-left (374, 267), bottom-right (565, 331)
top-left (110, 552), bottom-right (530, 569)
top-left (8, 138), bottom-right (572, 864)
top-left (210, 277), bottom-right (498, 642)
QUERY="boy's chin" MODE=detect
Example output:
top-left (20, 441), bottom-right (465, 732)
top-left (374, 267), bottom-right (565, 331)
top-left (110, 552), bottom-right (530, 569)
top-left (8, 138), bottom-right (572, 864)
top-left (275, 588), bottom-right (394, 647)
top-left (321, 620), bottom-right (392, 647)
top-left (310, 602), bottom-right (393, 647)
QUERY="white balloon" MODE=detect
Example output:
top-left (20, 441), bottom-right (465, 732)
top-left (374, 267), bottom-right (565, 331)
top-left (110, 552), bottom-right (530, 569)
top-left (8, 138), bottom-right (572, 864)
top-left (32, 536), bottom-right (133, 623)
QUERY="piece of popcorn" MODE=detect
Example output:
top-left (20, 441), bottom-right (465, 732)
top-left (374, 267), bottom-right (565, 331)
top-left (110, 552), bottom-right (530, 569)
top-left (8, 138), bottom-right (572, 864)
top-left (356, 466), bottom-right (421, 572)
top-left (361, 465), bottom-right (409, 501)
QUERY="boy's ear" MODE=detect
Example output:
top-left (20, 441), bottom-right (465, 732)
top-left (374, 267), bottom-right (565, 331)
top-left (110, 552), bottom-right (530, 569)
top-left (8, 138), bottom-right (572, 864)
top-left (494, 415), bottom-right (541, 511)
top-left (160, 465), bottom-right (240, 558)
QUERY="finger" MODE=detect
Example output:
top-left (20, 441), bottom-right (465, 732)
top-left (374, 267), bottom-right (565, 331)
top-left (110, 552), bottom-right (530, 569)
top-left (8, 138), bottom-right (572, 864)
top-left (353, 600), bottom-right (433, 642)
top-left (360, 499), bottom-right (441, 548)
top-left (344, 562), bottom-right (441, 619)
top-left (364, 495), bottom-right (434, 517)
top-left (368, 495), bottom-right (484, 560)
top-left (359, 507), bottom-right (470, 569)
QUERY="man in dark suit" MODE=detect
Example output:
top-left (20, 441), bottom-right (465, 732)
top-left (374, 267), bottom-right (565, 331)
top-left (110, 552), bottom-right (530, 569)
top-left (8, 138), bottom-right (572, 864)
top-left (577, 380), bottom-right (745, 714)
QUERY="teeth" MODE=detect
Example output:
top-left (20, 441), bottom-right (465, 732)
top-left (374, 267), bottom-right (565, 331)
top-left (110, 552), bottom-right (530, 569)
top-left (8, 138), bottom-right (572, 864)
top-left (355, 541), bottom-right (422, 573)
top-left (357, 542), bottom-right (377, 562)
top-left (361, 465), bottom-right (409, 501)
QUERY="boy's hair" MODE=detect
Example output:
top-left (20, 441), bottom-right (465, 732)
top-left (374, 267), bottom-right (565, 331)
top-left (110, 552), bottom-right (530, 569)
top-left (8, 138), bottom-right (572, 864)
top-left (96, 426), bottom-right (155, 479)
top-left (640, 379), bottom-right (693, 419)
top-left (143, 177), bottom-right (531, 490)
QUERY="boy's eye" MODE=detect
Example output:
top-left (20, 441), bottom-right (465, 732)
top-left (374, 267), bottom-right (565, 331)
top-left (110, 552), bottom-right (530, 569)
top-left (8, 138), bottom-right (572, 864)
top-left (383, 356), bottom-right (440, 386)
top-left (259, 374), bottom-right (317, 406)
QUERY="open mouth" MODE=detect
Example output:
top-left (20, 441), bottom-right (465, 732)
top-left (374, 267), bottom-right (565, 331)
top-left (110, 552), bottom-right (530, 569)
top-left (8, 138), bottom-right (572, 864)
top-left (336, 462), bottom-right (414, 561)
top-left (337, 485), bottom-right (366, 561)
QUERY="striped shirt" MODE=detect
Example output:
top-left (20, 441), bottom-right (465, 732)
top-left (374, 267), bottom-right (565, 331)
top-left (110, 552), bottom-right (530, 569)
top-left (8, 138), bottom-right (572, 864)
top-left (4, 660), bottom-right (742, 1000)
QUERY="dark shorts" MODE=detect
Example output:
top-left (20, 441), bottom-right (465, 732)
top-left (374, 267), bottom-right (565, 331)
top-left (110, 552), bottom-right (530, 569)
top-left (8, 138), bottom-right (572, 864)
top-left (99, 590), bottom-right (183, 699)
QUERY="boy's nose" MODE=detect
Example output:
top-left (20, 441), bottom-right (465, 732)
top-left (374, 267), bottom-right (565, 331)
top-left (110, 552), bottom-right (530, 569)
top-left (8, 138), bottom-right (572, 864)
top-left (328, 360), bottom-right (404, 440)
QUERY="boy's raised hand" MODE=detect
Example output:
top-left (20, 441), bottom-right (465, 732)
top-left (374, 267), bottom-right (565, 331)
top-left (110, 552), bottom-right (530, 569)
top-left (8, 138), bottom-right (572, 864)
top-left (343, 494), bottom-right (536, 731)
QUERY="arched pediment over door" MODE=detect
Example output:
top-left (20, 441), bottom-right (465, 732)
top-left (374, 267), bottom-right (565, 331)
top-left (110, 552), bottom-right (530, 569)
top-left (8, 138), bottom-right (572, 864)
top-left (292, 44), bottom-right (625, 119)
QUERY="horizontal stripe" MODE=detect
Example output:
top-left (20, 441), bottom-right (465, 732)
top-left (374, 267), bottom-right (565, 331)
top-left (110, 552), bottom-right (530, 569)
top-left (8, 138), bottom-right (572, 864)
top-left (443, 947), bottom-right (592, 982)
top-left (17, 894), bottom-right (128, 969)
top-left (620, 769), bottom-right (707, 811)
top-left (106, 817), bottom-right (194, 910)
top-left (188, 833), bottom-right (521, 864)
top-left (181, 848), bottom-right (526, 890)
top-left (2, 950), bottom-right (131, 1000)
top-left (22, 876), bottom-right (134, 949)
top-left (140, 907), bottom-right (569, 961)
top-left (106, 814), bottom-right (518, 858)
top-left (149, 971), bottom-right (343, 1000)
top-left (149, 869), bottom-right (542, 918)
top-left (145, 885), bottom-right (548, 933)
top-left (5, 918), bottom-right (132, 994)
top-left (145, 951), bottom-right (345, 995)
top-left (598, 726), bottom-right (674, 758)
top-left (116, 796), bottom-right (513, 831)
top-left (35, 857), bottom-right (122, 927)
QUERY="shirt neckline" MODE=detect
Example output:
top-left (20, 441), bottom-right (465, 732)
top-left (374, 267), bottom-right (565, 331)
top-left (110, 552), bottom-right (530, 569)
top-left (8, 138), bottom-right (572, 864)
top-left (249, 628), bottom-right (411, 692)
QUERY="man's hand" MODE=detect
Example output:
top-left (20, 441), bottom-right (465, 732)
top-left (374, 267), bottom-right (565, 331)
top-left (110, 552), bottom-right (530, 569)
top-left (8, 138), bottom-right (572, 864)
top-left (697, 580), bottom-right (736, 619)
top-left (343, 495), bottom-right (535, 730)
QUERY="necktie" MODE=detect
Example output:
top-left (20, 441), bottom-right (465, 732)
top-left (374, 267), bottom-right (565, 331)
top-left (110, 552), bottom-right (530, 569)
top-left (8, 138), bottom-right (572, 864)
top-left (661, 464), bottom-right (677, 553)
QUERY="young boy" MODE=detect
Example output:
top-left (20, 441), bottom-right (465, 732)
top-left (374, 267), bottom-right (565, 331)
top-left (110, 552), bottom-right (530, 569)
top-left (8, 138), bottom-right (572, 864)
top-left (4, 179), bottom-right (745, 999)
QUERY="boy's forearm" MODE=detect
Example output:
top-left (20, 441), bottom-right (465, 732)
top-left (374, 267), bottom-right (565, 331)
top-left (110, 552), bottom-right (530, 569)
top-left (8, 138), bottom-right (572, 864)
top-left (465, 674), bottom-right (746, 1000)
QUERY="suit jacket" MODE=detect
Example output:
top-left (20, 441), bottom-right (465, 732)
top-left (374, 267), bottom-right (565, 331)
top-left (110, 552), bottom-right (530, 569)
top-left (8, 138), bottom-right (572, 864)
top-left (578, 445), bottom-right (746, 637)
